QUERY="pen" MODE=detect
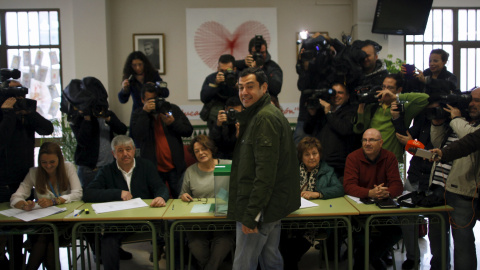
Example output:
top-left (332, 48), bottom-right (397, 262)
top-left (74, 209), bottom-right (85, 217)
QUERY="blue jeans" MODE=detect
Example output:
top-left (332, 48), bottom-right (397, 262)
top-left (293, 121), bottom-right (307, 146)
top-left (158, 169), bottom-right (182, 199)
top-left (233, 220), bottom-right (283, 270)
top-left (446, 191), bottom-right (479, 270)
top-left (77, 166), bottom-right (102, 189)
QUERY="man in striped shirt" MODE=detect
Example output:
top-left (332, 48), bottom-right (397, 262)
top-left (428, 87), bottom-right (480, 270)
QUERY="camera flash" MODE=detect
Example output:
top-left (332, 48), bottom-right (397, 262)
top-left (299, 31), bottom-right (309, 40)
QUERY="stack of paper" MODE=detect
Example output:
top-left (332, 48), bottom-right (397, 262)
top-left (0, 205), bottom-right (66, 222)
top-left (91, 198), bottom-right (148, 214)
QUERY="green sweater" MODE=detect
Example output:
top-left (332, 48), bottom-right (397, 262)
top-left (353, 92), bottom-right (429, 162)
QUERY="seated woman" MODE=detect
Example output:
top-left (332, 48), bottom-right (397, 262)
top-left (179, 135), bottom-right (234, 270)
top-left (10, 142), bottom-right (82, 270)
top-left (280, 136), bottom-right (344, 270)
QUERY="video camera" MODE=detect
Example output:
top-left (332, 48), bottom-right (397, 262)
top-left (304, 88), bottom-right (336, 110)
top-left (425, 93), bottom-right (472, 120)
top-left (0, 68), bottom-right (37, 113)
top-left (354, 85), bottom-right (382, 104)
top-left (252, 35), bottom-right (265, 67)
top-left (298, 35), bottom-right (330, 61)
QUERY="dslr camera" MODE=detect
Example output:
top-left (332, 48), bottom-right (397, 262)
top-left (222, 108), bottom-right (237, 125)
top-left (221, 68), bottom-right (237, 88)
top-left (0, 68), bottom-right (36, 113)
top-left (304, 88), bottom-right (336, 110)
top-left (152, 81), bottom-right (171, 114)
top-left (252, 35), bottom-right (265, 67)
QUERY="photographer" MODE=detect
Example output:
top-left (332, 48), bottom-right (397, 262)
top-left (303, 83), bottom-right (358, 178)
top-left (354, 73), bottom-right (429, 163)
top-left (427, 87), bottom-right (480, 270)
top-left (131, 82), bottom-right (193, 199)
top-left (66, 77), bottom-right (128, 188)
top-left (353, 40), bottom-right (388, 88)
top-left (118, 51), bottom-right (166, 135)
top-left (209, 96), bottom-right (242, 159)
top-left (235, 35), bottom-right (283, 97)
top-left (0, 72), bottom-right (54, 269)
top-left (295, 33), bottom-right (343, 144)
top-left (200, 54), bottom-right (238, 132)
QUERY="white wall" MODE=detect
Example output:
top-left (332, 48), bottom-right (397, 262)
top-left (2, 0), bottom-right (478, 125)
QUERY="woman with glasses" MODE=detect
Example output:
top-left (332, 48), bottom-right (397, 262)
top-left (10, 142), bottom-right (82, 270)
top-left (280, 136), bottom-right (344, 270)
top-left (179, 135), bottom-right (234, 270)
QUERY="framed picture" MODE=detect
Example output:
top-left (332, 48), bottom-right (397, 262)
top-left (133, 33), bottom-right (165, 74)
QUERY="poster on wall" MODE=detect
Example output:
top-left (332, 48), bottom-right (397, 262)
top-left (186, 8), bottom-right (278, 100)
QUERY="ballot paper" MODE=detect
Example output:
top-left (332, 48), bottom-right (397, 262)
top-left (0, 205), bottom-right (66, 222)
top-left (300, 197), bottom-right (319, 209)
top-left (190, 204), bottom-right (214, 213)
top-left (91, 198), bottom-right (148, 214)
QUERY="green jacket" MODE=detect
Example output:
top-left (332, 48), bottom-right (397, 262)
top-left (227, 94), bottom-right (300, 229)
top-left (313, 160), bottom-right (344, 199)
top-left (353, 92), bottom-right (429, 162)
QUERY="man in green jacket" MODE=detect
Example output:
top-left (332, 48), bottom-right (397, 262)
top-left (354, 73), bottom-right (429, 162)
top-left (228, 67), bottom-right (300, 269)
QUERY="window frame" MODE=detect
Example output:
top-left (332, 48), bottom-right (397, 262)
top-left (404, 7), bottom-right (480, 91)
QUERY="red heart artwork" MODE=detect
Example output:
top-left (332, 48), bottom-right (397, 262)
top-left (194, 20), bottom-right (271, 69)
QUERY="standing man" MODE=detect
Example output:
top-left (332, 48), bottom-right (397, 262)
top-left (354, 40), bottom-right (388, 88)
top-left (228, 67), bottom-right (300, 269)
top-left (131, 83), bottom-right (193, 198)
top-left (83, 135), bottom-right (169, 270)
top-left (427, 87), bottom-right (480, 270)
top-left (354, 73), bottom-right (429, 163)
top-left (235, 36), bottom-right (283, 98)
top-left (304, 82), bottom-right (359, 178)
top-left (0, 82), bottom-right (54, 269)
top-left (200, 54), bottom-right (238, 131)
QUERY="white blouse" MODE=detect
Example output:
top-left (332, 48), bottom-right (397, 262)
top-left (10, 162), bottom-right (83, 207)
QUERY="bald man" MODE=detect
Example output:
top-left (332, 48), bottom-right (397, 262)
top-left (343, 128), bottom-right (403, 270)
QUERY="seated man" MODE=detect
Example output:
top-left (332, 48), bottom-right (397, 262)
top-left (343, 128), bottom-right (403, 270)
top-left (83, 135), bottom-right (169, 270)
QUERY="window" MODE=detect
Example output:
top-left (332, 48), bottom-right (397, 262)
top-left (405, 8), bottom-right (480, 92)
top-left (0, 9), bottom-right (62, 119)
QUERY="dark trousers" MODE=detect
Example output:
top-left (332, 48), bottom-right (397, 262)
top-left (0, 183), bottom-right (24, 270)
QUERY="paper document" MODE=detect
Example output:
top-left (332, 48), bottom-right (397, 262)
top-left (191, 204), bottom-right (214, 213)
top-left (347, 195), bottom-right (363, 204)
top-left (300, 197), bottom-right (319, 209)
top-left (0, 205), bottom-right (66, 222)
top-left (92, 198), bottom-right (148, 214)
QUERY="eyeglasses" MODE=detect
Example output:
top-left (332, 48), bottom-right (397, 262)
top-left (381, 85), bottom-right (396, 91)
top-left (188, 198), bottom-right (208, 204)
top-left (361, 138), bottom-right (381, 143)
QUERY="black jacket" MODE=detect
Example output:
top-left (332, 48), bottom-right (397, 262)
top-left (235, 52), bottom-right (283, 97)
top-left (130, 104), bottom-right (193, 174)
top-left (209, 123), bottom-right (237, 159)
top-left (304, 103), bottom-right (359, 170)
top-left (0, 109), bottom-right (53, 185)
top-left (70, 112), bottom-right (127, 169)
top-left (83, 158), bottom-right (169, 202)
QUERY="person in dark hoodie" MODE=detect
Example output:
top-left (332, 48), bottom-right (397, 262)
top-left (234, 35), bottom-right (283, 98)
